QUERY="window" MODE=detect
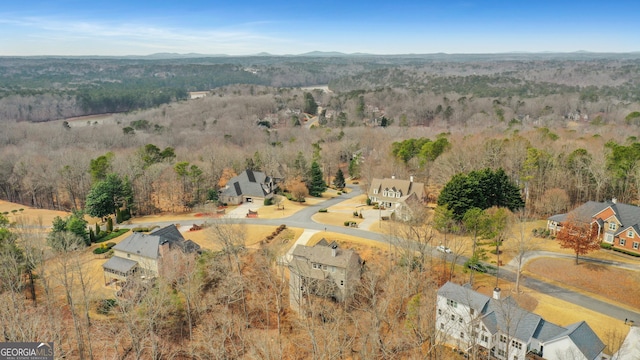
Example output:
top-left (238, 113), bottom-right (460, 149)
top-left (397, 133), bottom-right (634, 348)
top-left (440, 323), bottom-right (444, 329)
top-left (609, 222), bottom-right (617, 231)
top-left (340, 280), bottom-right (344, 286)
top-left (383, 190), bottom-right (388, 197)
top-left (498, 349), bottom-right (505, 356)
top-left (460, 332), bottom-right (464, 339)
top-left (312, 263), bottom-right (319, 269)
top-left (396, 192), bottom-right (401, 198)
top-left (127, 253), bottom-right (130, 258)
top-left (447, 299), bottom-right (458, 308)
top-left (634, 242), bottom-right (639, 250)
top-left (470, 308), bottom-right (475, 316)
top-left (500, 335), bottom-right (507, 343)
top-left (373, 189), bottom-right (378, 194)
top-left (322, 265), bottom-right (327, 271)
top-left (481, 335), bottom-right (489, 343)
top-left (459, 317), bottom-right (463, 323)
top-left (628, 230), bottom-right (634, 238)
top-left (620, 239), bottom-right (626, 246)
top-left (451, 314), bottom-right (455, 321)
top-left (512, 340), bottom-right (522, 349)
top-left (438, 309), bottom-right (442, 315)
top-left (331, 266), bottom-right (335, 272)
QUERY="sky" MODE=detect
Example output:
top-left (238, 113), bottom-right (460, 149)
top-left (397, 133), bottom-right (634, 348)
top-left (0, 0), bottom-right (638, 56)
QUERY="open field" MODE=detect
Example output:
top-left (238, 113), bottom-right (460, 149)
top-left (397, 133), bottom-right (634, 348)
top-left (524, 257), bottom-right (640, 310)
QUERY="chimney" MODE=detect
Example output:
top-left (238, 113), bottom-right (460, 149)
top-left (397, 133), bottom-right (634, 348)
top-left (410, 175), bottom-right (414, 182)
top-left (331, 244), bottom-right (338, 257)
top-left (612, 198), bottom-right (617, 204)
top-left (493, 287), bottom-right (501, 300)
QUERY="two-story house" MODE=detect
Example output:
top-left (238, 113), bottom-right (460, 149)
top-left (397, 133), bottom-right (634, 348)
top-left (437, 282), bottom-right (606, 360)
top-left (219, 169), bottom-right (278, 205)
top-left (367, 176), bottom-right (426, 220)
top-left (548, 198), bottom-right (640, 256)
top-left (102, 224), bottom-right (201, 287)
top-left (288, 239), bottom-right (363, 313)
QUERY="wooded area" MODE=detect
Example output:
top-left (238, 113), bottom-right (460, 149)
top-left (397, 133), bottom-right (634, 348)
top-left (1, 53), bottom-right (640, 358)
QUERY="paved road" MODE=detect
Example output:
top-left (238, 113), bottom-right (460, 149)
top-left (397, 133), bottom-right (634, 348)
top-left (121, 184), bottom-right (640, 321)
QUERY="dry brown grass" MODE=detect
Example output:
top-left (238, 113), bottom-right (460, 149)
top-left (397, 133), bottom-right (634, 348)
top-left (0, 200), bottom-right (70, 226)
top-left (524, 257), bottom-right (640, 310)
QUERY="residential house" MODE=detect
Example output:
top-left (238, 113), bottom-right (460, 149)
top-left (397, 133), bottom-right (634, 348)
top-left (102, 224), bottom-right (201, 287)
top-left (548, 198), bottom-right (640, 256)
top-left (219, 169), bottom-right (278, 205)
top-left (367, 176), bottom-right (426, 220)
top-left (288, 239), bottom-right (363, 313)
top-left (436, 282), bottom-right (606, 360)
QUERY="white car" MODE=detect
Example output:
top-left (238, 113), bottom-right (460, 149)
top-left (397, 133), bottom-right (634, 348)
top-left (436, 245), bottom-right (452, 254)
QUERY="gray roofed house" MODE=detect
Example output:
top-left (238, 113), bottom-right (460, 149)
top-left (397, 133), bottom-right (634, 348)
top-left (288, 240), bottom-right (363, 313)
top-left (219, 169), bottom-right (277, 205)
top-left (102, 224), bottom-right (201, 287)
top-left (367, 176), bottom-right (426, 220)
top-left (548, 198), bottom-right (640, 255)
top-left (436, 282), bottom-right (606, 360)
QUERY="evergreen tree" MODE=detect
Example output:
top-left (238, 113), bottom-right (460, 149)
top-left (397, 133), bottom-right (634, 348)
top-left (303, 92), bottom-right (318, 115)
top-left (85, 173), bottom-right (134, 219)
top-left (333, 168), bottom-right (346, 189)
top-left (307, 161), bottom-right (326, 197)
top-left (437, 168), bottom-right (524, 220)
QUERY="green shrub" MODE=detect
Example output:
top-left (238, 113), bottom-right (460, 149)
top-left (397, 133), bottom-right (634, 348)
top-left (318, 208), bottom-right (328, 213)
top-left (366, 198), bottom-right (372, 206)
top-left (95, 228), bottom-right (129, 243)
top-left (97, 299), bottom-right (117, 315)
top-left (264, 197), bottom-right (274, 206)
top-left (612, 247), bottom-right (640, 257)
top-left (600, 243), bottom-right (612, 250)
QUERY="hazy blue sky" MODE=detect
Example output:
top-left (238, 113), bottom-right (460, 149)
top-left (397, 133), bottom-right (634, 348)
top-left (1, 0), bottom-right (638, 56)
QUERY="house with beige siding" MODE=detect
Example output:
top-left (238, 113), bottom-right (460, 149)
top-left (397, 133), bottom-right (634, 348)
top-left (288, 239), bottom-right (362, 313)
top-left (102, 225), bottom-right (201, 287)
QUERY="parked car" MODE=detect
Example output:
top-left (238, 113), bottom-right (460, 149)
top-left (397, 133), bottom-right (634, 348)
top-left (436, 245), bottom-right (452, 254)
top-left (466, 262), bottom-right (488, 273)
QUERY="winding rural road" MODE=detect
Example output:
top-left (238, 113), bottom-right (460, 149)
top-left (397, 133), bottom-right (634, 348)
top-left (120, 184), bottom-right (640, 322)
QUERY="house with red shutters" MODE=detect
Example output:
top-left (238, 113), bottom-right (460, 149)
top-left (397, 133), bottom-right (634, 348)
top-left (548, 198), bottom-right (640, 256)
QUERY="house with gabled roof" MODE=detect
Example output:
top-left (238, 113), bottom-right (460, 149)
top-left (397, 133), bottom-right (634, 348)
top-left (102, 224), bottom-right (201, 287)
top-left (367, 176), bottom-right (426, 220)
top-left (219, 169), bottom-right (277, 205)
top-left (548, 198), bottom-right (640, 255)
top-left (436, 282), bottom-right (606, 360)
top-left (288, 239), bottom-right (363, 313)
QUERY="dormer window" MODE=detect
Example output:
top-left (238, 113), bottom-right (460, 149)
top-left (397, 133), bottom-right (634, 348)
top-left (373, 188), bottom-right (378, 194)
top-left (609, 223), bottom-right (617, 231)
top-left (388, 190), bottom-right (394, 197)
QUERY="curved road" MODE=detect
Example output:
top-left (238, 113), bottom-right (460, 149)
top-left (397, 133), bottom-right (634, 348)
top-left (121, 184), bottom-right (640, 322)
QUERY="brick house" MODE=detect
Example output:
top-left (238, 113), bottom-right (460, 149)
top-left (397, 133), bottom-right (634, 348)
top-left (548, 198), bottom-right (640, 255)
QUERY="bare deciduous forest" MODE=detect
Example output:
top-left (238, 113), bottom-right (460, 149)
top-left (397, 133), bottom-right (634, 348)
top-left (1, 53), bottom-right (640, 359)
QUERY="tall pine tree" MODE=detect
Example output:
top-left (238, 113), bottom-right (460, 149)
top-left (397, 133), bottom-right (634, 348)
top-left (333, 168), bottom-right (346, 189)
top-left (307, 161), bottom-right (326, 197)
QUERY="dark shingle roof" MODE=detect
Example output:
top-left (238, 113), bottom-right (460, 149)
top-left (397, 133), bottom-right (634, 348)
top-left (221, 170), bottom-right (272, 198)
